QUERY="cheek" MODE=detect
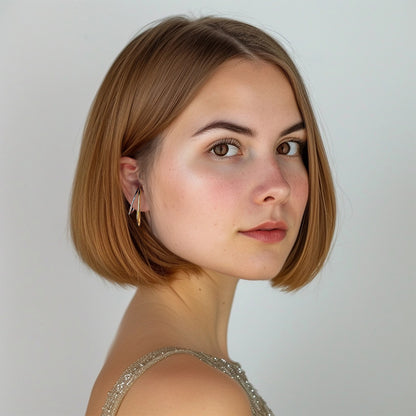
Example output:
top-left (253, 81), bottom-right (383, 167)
top-left (171, 156), bottom-right (244, 202)
top-left (290, 166), bottom-right (309, 215)
top-left (147, 159), bottom-right (241, 240)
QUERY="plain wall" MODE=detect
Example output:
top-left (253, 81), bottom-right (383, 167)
top-left (1, 0), bottom-right (415, 415)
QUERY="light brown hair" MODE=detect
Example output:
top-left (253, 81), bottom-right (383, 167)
top-left (70, 16), bottom-right (336, 291)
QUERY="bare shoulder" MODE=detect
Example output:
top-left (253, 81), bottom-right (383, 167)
top-left (116, 352), bottom-right (252, 416)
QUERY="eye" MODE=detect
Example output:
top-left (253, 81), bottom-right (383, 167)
top-left (209, 139), bottom-right (241, 158)
top-left (276, 140), bottom-right (303, 156)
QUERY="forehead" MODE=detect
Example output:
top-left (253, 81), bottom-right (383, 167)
top-left (165, 58), bottom-right (302, 136)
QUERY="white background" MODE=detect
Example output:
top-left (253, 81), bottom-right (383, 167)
top-left (1, 1), bottom-right (415, 415)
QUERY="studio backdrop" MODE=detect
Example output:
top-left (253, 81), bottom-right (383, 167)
top-left (1, 1), bottom-right (414, 415)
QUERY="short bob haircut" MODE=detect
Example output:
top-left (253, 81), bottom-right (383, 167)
top-left (71, 16), bottom-right (336, 291)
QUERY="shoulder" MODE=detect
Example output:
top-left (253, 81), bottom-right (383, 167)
top-left (116, 352), bottom-right (252, 416)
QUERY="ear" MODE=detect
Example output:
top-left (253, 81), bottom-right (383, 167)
top-left (119, 157), bottom-right (150, 212)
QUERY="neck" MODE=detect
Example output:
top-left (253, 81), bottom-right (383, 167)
top-left (115, 271), bottom-right (239, 360)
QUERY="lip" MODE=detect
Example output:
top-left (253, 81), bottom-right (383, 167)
top-left (239, 221), bottom-right (288, 243)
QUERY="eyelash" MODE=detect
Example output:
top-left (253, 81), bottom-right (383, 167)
top-left (209, 138), bottom-right (241, 158)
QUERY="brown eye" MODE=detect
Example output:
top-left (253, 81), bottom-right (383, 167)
top-left (277, 142), bottom-right (290, 155)
top-left (276, 141), bottom-right (301, 156)
top-left (213, 143), bottom-right (230, 156)
top-left (210, 141), bottom-right (240, 157)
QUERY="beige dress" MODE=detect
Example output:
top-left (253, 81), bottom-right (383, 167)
top-left (101, 347), bottom-right (275, 416)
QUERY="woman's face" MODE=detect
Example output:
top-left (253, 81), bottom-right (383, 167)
top-left (143, 59), bottom-right (308, 281)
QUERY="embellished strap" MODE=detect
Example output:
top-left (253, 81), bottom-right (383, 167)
top-left (101, 347), bottom-right (186, 415)
top-left (101, 346), bottom-right (274, 416)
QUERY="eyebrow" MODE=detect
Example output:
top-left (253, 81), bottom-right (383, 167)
top-left (192, 121), bottom-right (254, 137)
top-left (192, 120), bottom-right (305, 138)
top-left (279, 121), bottom-right (305, 137)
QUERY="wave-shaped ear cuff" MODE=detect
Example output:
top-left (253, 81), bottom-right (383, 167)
top-left (128, 187), bottom-right (141, 227)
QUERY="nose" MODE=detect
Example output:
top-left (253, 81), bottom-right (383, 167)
top-left (252, 158), bottom-right (291, 205)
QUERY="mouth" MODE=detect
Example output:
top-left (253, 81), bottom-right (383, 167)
top-left (239, 221), bottom-right (288, 244)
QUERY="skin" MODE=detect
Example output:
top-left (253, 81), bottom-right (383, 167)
top-left (86, 59), bottom-right (308, 415)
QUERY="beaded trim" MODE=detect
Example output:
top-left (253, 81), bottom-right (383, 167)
top-left (101, 347), bottom-right (274, 416)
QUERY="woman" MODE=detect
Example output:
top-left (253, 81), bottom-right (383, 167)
top-left (71, 16), bottom-right (335, 416)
